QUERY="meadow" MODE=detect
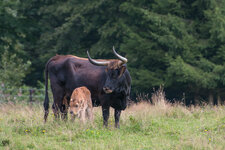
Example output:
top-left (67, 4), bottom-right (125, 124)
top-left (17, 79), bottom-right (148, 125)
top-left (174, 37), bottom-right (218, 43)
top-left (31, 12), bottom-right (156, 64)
top-left (0, 101), bottom-right (224, 150)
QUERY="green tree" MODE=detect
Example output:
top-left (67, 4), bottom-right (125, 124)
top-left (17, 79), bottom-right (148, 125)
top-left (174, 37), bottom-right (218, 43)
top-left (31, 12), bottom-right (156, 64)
top-left (0, 50), bottom-right (31, 87)
top-left (1, 0), bottom-right (225, 104)
top-left (0, 0), bottom-right (26, 57)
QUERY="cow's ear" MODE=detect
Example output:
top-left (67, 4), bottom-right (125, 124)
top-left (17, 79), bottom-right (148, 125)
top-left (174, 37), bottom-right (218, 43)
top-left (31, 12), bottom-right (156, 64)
top-left (119, 66), bottom-right (126, 78)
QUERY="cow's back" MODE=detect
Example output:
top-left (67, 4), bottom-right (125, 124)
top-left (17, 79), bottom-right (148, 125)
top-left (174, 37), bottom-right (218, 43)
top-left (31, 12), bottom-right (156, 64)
top-left (47, 55), bottom-right (105, 97)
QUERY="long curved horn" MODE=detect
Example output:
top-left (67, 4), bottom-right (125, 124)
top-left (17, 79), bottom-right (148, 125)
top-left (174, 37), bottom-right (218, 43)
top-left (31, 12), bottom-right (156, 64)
top-left (112, 46), bottom-right (128, 65)
top-left (87, 51), bottom-right (109, 66)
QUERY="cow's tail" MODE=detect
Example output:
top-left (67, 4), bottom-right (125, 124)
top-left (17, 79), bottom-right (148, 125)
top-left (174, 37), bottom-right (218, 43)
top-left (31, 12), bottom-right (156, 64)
top-left (43, 58), bottom-right (52, 122)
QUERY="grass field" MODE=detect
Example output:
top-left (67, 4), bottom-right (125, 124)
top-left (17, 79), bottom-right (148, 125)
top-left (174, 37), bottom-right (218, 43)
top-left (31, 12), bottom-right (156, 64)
top-left (0, 102), bottom-right (224, 150)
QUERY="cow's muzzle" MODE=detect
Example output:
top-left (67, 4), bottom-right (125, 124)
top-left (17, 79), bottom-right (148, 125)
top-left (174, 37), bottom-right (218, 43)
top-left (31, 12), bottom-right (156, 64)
top-left (103, 87), bottom-right (113, 94)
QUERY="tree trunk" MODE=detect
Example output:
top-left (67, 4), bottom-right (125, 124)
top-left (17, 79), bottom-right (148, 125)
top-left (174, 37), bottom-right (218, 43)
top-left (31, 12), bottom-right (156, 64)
top-left (182, 92), bottom-right (186, 105)
top-left (194, 94), bottom-right (199, 106)
top-left (208, 92), bottom-right (213, 106)
top-left (217, 94), bottom-right (222, 106)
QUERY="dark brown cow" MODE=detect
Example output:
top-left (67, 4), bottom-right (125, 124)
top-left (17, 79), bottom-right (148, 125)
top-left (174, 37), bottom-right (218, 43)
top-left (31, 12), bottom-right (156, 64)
top-left (44, 47), bottom-right (131, 128)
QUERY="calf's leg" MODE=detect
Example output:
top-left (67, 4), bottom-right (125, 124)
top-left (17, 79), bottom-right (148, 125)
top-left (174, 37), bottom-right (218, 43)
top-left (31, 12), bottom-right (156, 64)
top-left (86, 107), bottom-right (93, 123)
top-left (80, 110), bottom-right (86, 124)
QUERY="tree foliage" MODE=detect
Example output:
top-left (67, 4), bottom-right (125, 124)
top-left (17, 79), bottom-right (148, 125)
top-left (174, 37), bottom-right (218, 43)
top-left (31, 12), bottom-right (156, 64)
top-left (1, 0), bottom-right (225, 104)
top-left (0, 50), bottom-right (31, 87)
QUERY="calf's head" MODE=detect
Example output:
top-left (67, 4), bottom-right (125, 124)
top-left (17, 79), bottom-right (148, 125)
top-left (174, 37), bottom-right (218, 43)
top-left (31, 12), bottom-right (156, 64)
top-left (87, 47), bottom-right (128, 94)
top-left (69, 97), bottom-right (85, 117)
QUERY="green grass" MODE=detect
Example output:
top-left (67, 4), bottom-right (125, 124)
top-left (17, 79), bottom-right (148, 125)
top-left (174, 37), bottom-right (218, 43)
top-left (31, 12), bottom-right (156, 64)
top-left (0, 102), bottom-right (224, 150)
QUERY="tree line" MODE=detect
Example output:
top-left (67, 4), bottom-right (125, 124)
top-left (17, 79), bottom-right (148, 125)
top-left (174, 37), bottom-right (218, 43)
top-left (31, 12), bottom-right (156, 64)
top-left (1, 0), bottom-right (225, 105)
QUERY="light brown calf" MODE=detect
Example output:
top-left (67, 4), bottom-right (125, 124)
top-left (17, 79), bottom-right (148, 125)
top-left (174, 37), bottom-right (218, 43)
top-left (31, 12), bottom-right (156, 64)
top-left (69, 86), bottom-right (93, 123)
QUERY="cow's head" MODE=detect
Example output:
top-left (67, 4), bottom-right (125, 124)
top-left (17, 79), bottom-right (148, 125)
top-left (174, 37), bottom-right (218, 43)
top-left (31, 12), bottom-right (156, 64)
top-left (87, 46), bottom-right (128, 94)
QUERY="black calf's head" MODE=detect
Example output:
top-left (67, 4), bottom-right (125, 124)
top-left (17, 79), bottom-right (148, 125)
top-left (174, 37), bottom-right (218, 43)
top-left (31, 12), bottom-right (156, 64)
top-left (87, 46), bottom-right (128, 94)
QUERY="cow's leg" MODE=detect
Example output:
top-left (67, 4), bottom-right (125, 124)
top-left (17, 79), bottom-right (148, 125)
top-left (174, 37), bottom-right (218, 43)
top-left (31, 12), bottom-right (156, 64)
top-left (61, 96), bottom-right (70, 121)
top-left (102, 106), bottom-right (110, 127)
top-left (114, 109), bottom-right (121, 128)
top-left (60, 105), bottom-right (68, 121)
top-left (50, 81), bottom-right (64, 121)
top-left (52, 103), bottom-right (60, 119)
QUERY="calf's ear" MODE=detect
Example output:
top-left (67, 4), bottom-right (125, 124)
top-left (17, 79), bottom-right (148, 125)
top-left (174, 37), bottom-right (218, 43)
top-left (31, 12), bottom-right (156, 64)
top-left (119, 66), bottom-right (126, 78)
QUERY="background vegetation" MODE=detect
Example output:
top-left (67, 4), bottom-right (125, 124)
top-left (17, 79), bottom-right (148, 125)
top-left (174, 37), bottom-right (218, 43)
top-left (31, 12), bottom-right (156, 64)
top-left (1, 0), bottom-right (225, 104)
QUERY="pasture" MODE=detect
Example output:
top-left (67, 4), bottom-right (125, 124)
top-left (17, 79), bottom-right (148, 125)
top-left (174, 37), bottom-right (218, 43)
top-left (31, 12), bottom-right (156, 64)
top-left (0, 102), bottom-right (224, 150)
